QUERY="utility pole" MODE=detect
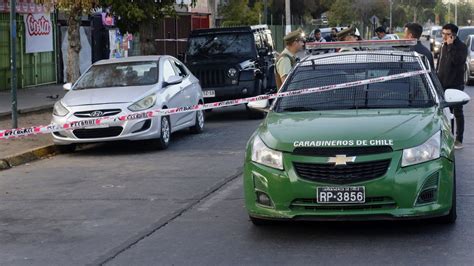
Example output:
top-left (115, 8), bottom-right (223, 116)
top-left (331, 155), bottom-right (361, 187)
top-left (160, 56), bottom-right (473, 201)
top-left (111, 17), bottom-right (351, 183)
top-left (389, 0), bottom-right (393, 34)
top-left (10, 0), bottom-right (17, 128)
top-left (264, 0), bottom-right (268, 25)
top-left (448, 2), bottom-right (451, 23)
top-left (285, 0), bottom-right (291, 34)
top-left (454, 0), bottom-right (458, 25)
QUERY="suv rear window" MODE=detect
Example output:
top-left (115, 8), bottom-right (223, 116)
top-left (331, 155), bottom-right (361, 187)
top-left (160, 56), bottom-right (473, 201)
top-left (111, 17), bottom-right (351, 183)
top-left (276, 57), bottom-right (434, 112)
top-left (186, 33), bottom-right (255, 58)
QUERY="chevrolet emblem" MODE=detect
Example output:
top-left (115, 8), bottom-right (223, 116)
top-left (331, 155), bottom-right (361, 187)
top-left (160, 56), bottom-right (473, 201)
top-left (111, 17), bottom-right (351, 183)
top-left (328, 155), bottom-right (356, 166)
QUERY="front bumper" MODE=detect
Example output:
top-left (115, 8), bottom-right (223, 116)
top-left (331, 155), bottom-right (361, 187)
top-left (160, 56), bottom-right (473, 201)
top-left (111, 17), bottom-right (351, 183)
top-left (202, 80), bottom-right (259, 103)
top-left (244, 151), bottom-right (454, 221)
top-left (51, 104), bottom-right (161, 145)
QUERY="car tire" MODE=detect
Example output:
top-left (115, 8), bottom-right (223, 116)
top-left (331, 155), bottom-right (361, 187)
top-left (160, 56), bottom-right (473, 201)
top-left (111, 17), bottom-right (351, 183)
top-left (465, 67), bottom-right (472, 86)
top-left (56, 144), bottom-right (76, 153)
top-left (437, 168), bottom-right (457, 224)
top-left (150, 116), bottom-right (171, 150)
top-left (189, 109), bottom-right (205, 134)
top-left (249, 215), bottom-right (273, 226)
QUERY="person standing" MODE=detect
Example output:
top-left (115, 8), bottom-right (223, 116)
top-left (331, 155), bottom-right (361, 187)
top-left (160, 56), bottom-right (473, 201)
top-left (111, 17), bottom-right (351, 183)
top-left (404, 22), bottom-right (435, 70)
top-left (437, 23), bottom-right (468, 149)
top-left (275, 29), bottom-right (305, 89)
top-left (372, 26), bottom-right (391, 40)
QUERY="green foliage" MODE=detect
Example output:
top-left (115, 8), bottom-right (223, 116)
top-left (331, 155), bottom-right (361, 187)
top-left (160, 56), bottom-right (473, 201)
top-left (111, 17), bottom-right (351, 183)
top-left (328, 0), bottom-right (352, 26)
top-left (220, 0), bottom-right (263, 26)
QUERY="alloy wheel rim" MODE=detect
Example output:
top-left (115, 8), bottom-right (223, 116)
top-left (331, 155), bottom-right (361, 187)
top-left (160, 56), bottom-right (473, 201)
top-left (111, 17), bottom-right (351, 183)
top-left (162, 117), bottom-right (170, 143)
top-left (197, 110), bottom-right (204, 129)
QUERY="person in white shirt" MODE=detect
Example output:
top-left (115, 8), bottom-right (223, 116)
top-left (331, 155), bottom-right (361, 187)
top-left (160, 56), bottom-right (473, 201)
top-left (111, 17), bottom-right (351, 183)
top-left (372, 26), bottom-right (391, 40)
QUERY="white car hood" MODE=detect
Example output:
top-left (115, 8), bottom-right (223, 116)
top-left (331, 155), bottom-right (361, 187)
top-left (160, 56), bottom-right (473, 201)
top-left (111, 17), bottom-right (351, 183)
top-left (62, 85), bottom-right (155, 107)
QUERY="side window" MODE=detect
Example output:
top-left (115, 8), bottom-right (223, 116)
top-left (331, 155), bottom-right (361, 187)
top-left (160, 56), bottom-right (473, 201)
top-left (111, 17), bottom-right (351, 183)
top-left (173, 60), bottom-right (188, 78)
top-left (162, 59), bottom-right (176, 81)
top-left (265, 31), bottom-right (274, 51)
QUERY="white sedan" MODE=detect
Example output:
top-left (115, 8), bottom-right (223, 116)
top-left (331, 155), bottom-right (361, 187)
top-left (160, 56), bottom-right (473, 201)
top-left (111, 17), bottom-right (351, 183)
top-left (52, 56), bottom-right (204, 151)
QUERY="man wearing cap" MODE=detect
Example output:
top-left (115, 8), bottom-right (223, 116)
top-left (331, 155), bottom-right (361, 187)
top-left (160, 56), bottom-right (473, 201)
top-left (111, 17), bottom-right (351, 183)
top-left (372, 26), bottom-right (391, 40)
top-left (275, 29), bottom-right (304, 89)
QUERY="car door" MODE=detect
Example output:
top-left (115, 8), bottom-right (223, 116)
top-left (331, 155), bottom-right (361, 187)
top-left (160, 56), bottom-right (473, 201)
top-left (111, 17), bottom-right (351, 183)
top-left (161, 58), bottom-right (186, 128)
top-left (172, 59), bottom-right (195, 124)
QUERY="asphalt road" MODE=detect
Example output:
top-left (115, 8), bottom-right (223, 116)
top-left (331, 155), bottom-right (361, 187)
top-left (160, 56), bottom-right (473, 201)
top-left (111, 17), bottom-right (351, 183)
top-left (0, 84), bottom-right (473, 265)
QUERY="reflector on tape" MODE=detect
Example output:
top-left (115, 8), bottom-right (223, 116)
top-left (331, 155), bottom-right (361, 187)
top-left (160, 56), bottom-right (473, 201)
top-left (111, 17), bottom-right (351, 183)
top-left (305, 39), bottom-right (417, 50)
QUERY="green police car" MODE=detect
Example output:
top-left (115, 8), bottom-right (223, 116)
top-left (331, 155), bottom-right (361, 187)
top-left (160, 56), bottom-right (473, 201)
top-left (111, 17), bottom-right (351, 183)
top-left (244, 50), bottom-right (470, 225)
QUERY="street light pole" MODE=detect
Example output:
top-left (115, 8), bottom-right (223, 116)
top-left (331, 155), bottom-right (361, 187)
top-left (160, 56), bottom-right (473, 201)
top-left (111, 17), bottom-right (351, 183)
top-left (264, 0), bottom-right (268, 25)
top-left (389, 0), bottom-right (393, 34)
top-left (454, 0), bottom-right (458, 25)
top-left (285, 0), bottom-right (291, 34)
top-left (10, 0), bottom-right (17, 129)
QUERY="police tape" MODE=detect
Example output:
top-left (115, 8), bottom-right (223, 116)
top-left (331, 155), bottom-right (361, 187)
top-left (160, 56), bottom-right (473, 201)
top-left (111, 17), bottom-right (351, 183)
top-left (0, 69), bottom-right (429, 140)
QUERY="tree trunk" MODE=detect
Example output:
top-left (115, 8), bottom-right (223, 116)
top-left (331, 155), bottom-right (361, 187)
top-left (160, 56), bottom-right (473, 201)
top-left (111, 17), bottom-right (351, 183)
top-left (435, 14), bottom-right (440, 25)
top-left (139, 21), bottom-right (157, 55)
top-left (67, 4), bottom-right (82, 83)
top-left (413, 7), bottom-right (417, 23)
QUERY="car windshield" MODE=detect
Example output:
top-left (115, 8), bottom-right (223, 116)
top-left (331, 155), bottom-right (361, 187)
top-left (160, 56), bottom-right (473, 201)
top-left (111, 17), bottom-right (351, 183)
top-left (74, 61), bottom-right (158, 90)
top-left (186, 33), bottom-right (255, 58)
top-left (432, 29), bottom-right (441, 38)
top-left (458, 28), bottom-right (474, 43)
top-left (275, 55), bottom-right (435, 112)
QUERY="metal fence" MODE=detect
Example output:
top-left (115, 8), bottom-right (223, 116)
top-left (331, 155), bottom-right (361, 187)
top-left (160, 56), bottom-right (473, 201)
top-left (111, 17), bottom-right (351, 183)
top-left (0, 13), bottom-right (57, 91)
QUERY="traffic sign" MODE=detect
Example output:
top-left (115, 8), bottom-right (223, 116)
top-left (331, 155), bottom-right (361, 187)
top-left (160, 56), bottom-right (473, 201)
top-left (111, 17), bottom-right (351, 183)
top-left (370, 15), bottom-right (379, 25)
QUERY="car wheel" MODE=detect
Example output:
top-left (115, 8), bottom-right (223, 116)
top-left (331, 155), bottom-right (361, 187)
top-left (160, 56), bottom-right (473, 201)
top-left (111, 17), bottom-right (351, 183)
top-left (151, 116), bottom-right (171, 150)
top-left (465, 67), bottom-right (472, 85)
top-left (249, 215), bottom-right (273, 226)
top-left (437, 168), bottom-right (457, 224)
top-left (56, 143), bottom-right (76, 153)
top-left (189, 109), bottom-right (204, 134)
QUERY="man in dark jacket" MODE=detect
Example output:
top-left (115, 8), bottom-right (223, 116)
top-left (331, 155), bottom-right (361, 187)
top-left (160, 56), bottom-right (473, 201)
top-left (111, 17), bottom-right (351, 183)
top-left (404, 22), bottom-right (435, 70)
top-left (437, 23), bottom-right (468, 149)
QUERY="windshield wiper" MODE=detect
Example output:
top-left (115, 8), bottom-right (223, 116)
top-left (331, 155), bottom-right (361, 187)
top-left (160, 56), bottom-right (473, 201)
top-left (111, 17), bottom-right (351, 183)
top-left (281, 107), bottom-right (316, 112)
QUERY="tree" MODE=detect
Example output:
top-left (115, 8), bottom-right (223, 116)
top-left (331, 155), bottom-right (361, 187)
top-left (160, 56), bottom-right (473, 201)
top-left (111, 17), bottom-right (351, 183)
top-left (37, 0), bottom-right (96, 83)
top-left (328, 0), bottom-right (352, 26)
top-left (219, 0), bottom-right (262, 26)
top-left (100, 0), bottom-right (197, 55)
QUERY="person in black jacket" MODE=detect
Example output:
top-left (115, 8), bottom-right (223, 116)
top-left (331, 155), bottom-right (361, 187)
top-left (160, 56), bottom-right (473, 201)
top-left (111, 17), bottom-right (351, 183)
top-left (437, 23), bottom-right (468, 149)
top-left (404, 22), bottom-right (435, 70)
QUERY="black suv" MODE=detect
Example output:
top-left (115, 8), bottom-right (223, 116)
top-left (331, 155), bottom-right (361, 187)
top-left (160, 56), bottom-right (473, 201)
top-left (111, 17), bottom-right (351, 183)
top-left (184, 25), bottom-right (276, 115)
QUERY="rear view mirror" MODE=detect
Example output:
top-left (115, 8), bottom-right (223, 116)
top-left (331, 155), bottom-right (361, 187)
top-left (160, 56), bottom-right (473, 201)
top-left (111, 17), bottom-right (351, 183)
top-left (248, 99), bottom-right (270, 112)
top-left (441, 89), bottom-right (470, 108)
top-left (63, 83), bottom-right (72, 91)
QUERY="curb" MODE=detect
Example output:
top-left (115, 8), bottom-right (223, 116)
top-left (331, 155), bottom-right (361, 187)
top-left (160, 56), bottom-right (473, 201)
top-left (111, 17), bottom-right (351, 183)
top-left (0, 104), bottom-right (54, 119)
top-left (0, 144), bottom-right (59, 171)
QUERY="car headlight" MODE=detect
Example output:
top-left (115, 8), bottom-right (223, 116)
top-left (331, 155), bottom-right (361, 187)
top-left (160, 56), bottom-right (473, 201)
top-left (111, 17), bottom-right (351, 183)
top-left (430, 38), bottom-right (434, 43)
top-left (53, 101), bottom-right (69, 117)
top-left (435, 41), bottom-right (441, 47)
top-left (128, 94), bottom-right (157, 112)
top-left (401, 131), bottom-right (440, 167)
top-left (227, 68), bottom-right (238, 78)
top-left (251, 136), bottom-right (283, 170)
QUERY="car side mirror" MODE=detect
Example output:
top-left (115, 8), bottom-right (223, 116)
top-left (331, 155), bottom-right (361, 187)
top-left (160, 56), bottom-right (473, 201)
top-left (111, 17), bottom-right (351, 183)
top-left (63, 83), bottom-right (72, 91)
top-left (441, 89), bottom-right (470, 108)
top-left (247, 99), bottom-right (270, 113)
top-left (163, 75), bottom-right (183, 87)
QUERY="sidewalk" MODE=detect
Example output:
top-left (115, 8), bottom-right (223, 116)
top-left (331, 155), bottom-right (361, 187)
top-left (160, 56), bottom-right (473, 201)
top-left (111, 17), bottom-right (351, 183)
top-left (0, 83), bottom-right (66, 117)
top-left (0, 84), bottom-right (66, 170)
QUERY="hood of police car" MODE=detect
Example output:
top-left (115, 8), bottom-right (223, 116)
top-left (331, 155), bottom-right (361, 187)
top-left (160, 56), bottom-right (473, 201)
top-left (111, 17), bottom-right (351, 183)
top-left (62, 85), bottom-right (155, 107)
top-left (258, 108), bottom-right (441, 152)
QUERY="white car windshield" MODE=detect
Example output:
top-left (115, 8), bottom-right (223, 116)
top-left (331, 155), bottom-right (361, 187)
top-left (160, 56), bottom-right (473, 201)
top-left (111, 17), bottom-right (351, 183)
top-left (74, 61), bottom-right (159, 90)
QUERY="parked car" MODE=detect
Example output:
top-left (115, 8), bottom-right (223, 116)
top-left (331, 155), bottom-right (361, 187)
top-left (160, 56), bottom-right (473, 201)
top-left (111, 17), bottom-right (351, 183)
top-left (429, 26), bottom-right (443, 58)
top-left (465, 34), bottom-right (474, 85)
top-left (244, 49), bottom-right (470, 225)
top-left (457, 26), bottom-right (474, 43)
top-left (184, 25), bottom-right (276, 118)
top-left (52, 56), bottom-right (205, 151)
